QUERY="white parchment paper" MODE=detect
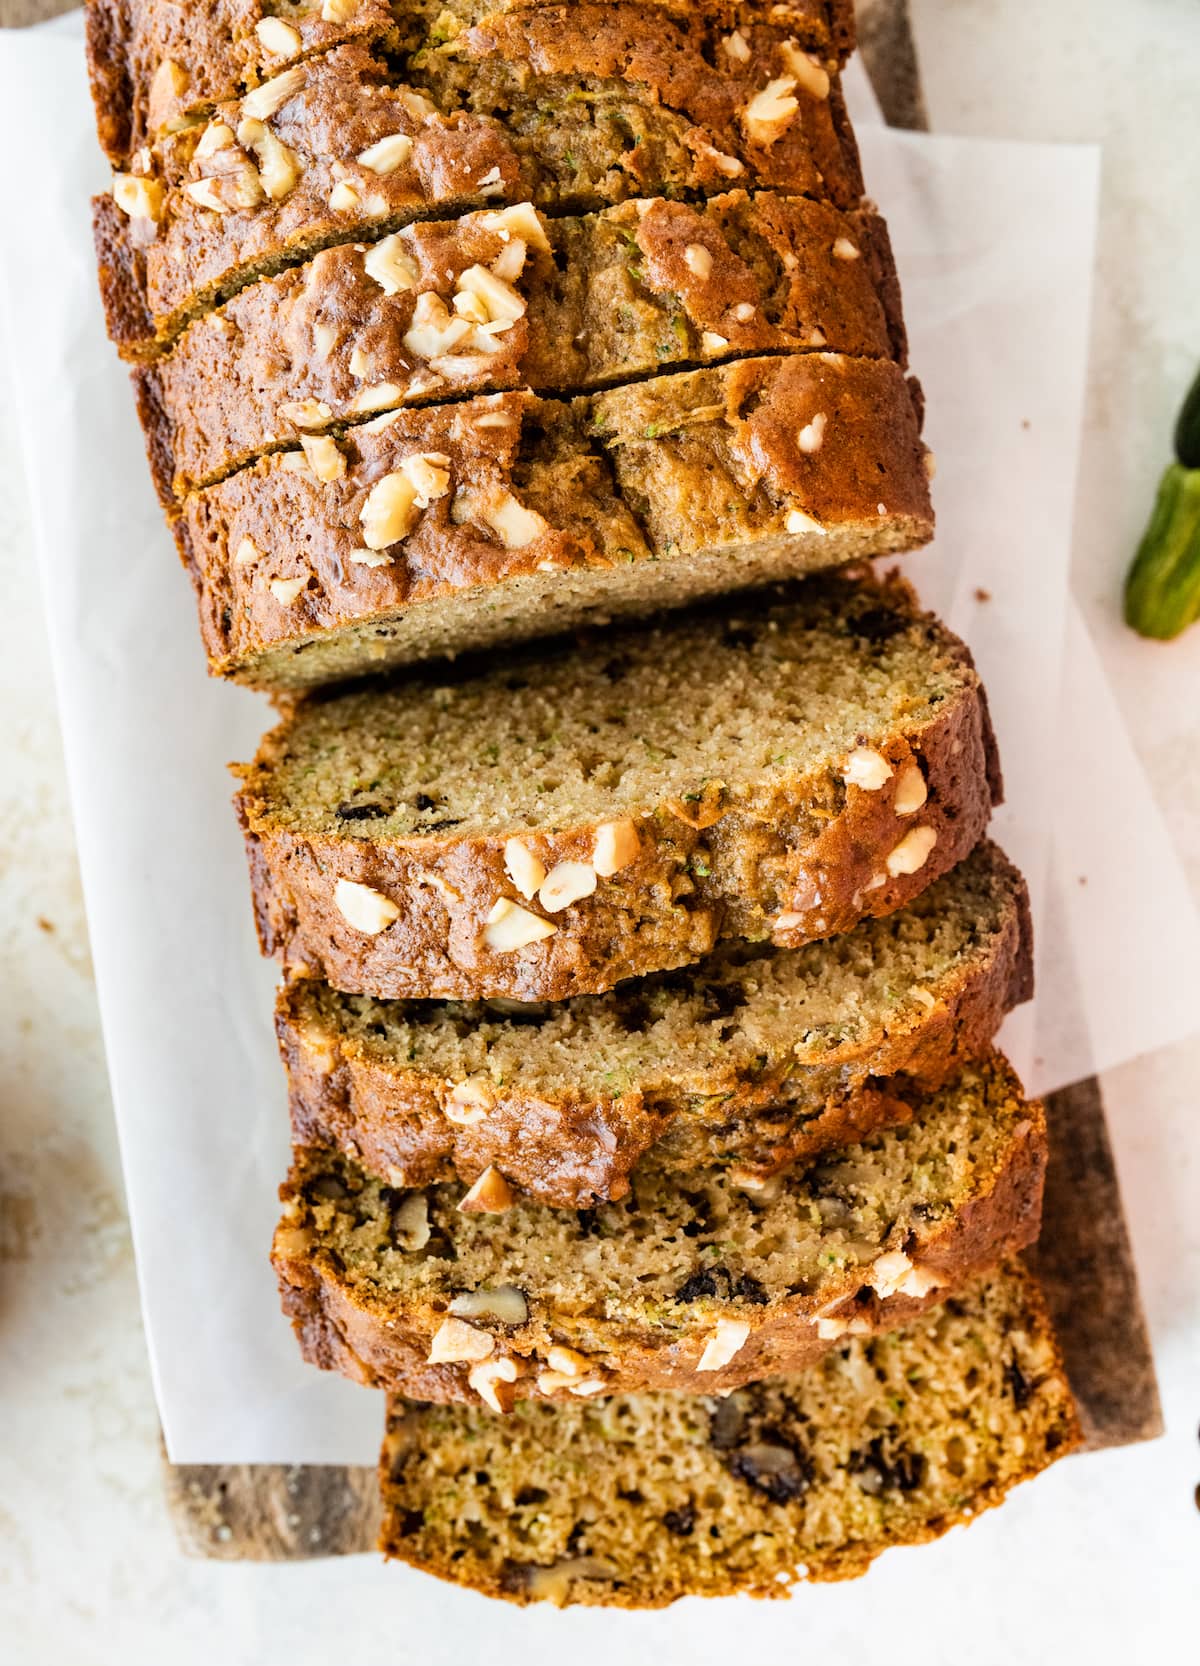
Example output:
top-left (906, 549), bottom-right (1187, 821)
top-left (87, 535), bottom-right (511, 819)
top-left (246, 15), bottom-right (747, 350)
top-left (1, 17), bottom-right (1197, 1464)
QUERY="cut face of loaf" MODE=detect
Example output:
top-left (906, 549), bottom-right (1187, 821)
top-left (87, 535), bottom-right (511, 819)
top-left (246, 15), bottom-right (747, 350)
top-left (234, 574), bottom-right (998, 1002)
top-left (281, 842), bottom-right (1033, 1207)
top-left (378, 1263), bottom-right (1080, 1606)
top-left (178, 357), bottom-right (932, 689)
top-left (140, 191), bottom-right (905, 500)
top-left (95, 14), bottom-right (862, 357)
top-left (88, 0), bottom-right (855, 164)
top-left (272, 1054), bottom-right (1047, 1400)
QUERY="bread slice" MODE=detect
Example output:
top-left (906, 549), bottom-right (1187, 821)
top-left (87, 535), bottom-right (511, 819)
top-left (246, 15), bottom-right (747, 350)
top-left (235, 573), bottom-right (997, 1002)
top-left (95, 16), bottom-right (863, 357)
top-left (139, 191), bottom-right (904, 501)
top-left (281, 841), bottom-right (1032, 1207)
top-left (377, 1262), bottom-right (1079, 1605)
top-left (272, 1053), bottom-right (1047, 1399)
top-left (87, 0), bottom-right (855, 165)
top-left (179, 357), bottom-right (931, 689)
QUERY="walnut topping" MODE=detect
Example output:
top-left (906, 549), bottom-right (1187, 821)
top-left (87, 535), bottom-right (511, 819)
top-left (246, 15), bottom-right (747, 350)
top-left (701, 331), bottom-right (729, 355)
top-left (360, 470), bottom-right (420, 549)
top-left (279, 397), bottom-right (332, 429)
top-left (403, 292), bottom-right (474, 359)
top-left (235, 117), bottom-right (300, 199)
top-left (241, 66), bottom-right (305, 121)
top-left (539, 861), bottom-right (597, 913)
top-left (483, 897), bottom-right (557, 952)
top-left (475, 489), bottom-right (548, 549)
top-left (148, 58), bottom-right (189, 133)
top-left (785, 507), bottom-right (826, 535)
top-left (454, 264), bottom-right (526, 328)
top-left (392, 1192), bottom-right (430, 1251)
top-left (348, 548), bottom-right (393, 568)
top-left (592, 819), bottom-right (641, 877)
top-left (684, 243), bottom-right (714, 280)
top-left (504, 837), bottom-right (546, 900)
top-left (333, 878), bottom-right (400, 934)
top-left (832, 237), bottom-right (861, 261)
top-left (314, 321), bottom-right (338, 359)
top-left (458, 1165), bottom-right (515, 1213)
top-left (328, 180), bottom-right (360, 212)
top-left (449, 1285), bottom-right (528, 1325)
top-left (468, 1355), bottom-right (521, 1413)
top-left (546, 1345), bottom-right (594, 1378)
top-left (868, 1251), bottom-right (944, 1302)
top-left (268, 576), bottom-right (307, 604)
top-left (798, 412), bottom-right (827, 454)
top-left (321, 0), bottom-right (359, 18)
top-left (299, 434), bottom-right (345, 481)
top-left (816, 1313), bottom-right (870, 1341)
top-left (444, 1077), bottom-right (496, 1126)
top-left (893, 761), bottom-right (928, 814)
top-left (428, 1316), bottom-right (494, 1364)
top-left (479, 200), bottom-right (550, 252)
top-left (885, 825), bottom-right (938, 877)
top-left (399, 451), bottom-right (452, 508)
top-left (357, 133), bottom-right (414, 174)
top-left (700, 143), bottom-right (745, 178)
top-left (743, 77), bottom-right (799, 147)
top-left (112, 173), bottom-right (165, 222)
top-left (195, 120), bottom-right (235, 160)
top-left (255, 16), bottom-right (302, 56)
top-left (350, 381), bottom-right (405, 414)
top-left (477, 164), bottom-right (505, 195)
top-left (772, 911), bottom-right (805, 933)
top-left (842, 747), bottom-right (893, 791)
top-left (489, 237), bottom-right (527, 283)
top-left (697, 1318), bottom-right (751, 1372)
top-left (723, 29), bottom-right (751, 63)
top-left (732, 301), bottom-right (756, 323)
top-left (348, 345), bottom-right (372, 378)
top-left (233, 536), bottom-right (260, 566)
top-left (780, 39), bottom-right (831, 99)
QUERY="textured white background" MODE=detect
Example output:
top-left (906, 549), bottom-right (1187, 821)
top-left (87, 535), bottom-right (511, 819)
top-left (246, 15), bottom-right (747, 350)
top-left (1, 1), bottom-right (1198, 1659)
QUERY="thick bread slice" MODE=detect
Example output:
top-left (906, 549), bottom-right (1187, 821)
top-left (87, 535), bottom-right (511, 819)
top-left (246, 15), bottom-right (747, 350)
top-left (139, 191), bottom-right (904, 500)
top-left (178, 357), bottom-right (932, 690)
top-left (234, 573), bottom-right (998, 1002)
top-left (281, 842), bottom-right (1033, 1207)
top-left (87, 0), bottom-right (855, 165)
top-left (272, 1054), bottom-right (1047, 1399)
top-left (95, 15), bottom-right (862, 357)
top-left (378, 1263), bottom-right (1080, 1606)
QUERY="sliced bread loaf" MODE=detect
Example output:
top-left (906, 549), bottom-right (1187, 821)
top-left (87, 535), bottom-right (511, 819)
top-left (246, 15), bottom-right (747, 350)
top-left (88, 0), bottom-right (855, 164)
top-left (281, 841), bottom-right (1032, 1207)
top-left (235, 574), bottom-right (997, 1002)
top-left (273, 1054), bottom-right (1046, 1400)
top-left (140, 191), bottom-right (904, 500)
top-left (179, 357), bottom-right (931, 689)
top-left (378, 1262), bottom-right (1079, 1605)
top-left (97, 16), bottom-right (862, 357)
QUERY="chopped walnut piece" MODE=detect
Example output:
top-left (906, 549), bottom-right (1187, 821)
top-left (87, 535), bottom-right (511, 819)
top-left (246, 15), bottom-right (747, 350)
top-left (392, 1192), bottom-right (430, 1251)
top-left (697, 1318), bottom-right (751, 1372)
top-left (480, 200), bottom-right (550, 252)
top-left (885, 825), bottom-right (938, 877)
top-left (468, 1355), bottom-right (520, 1413)
top-left (333, 878), bottom-right (400, 934)
top-left (798, 412), bottom-right (827, 454)
top-left (233, 536), bottom-right (260, 567)
top-left (723, 29), bottom-right (751, 63)
top-left (299, 434), bottom-right (345, 481)
top-left (504, 838), bottom-right (547, 901)
top-left (241, 66), bottom-right (305, 122)
top-left (268, 575), bottom-right (307, 605)
top-left (832, 237), bottom-right (861, 261)
top-left (444, 1077), bottom-right (496, 1126)
top-left (236, 117), bottom-right (300, 200)
top-left (279, 397), bottom-right (332, 430)
top-left (592, 820), bottom-right (640, 877)
top-left (893, 761), bottom-right (928, 814)
top-left (399, 451), bottom-right (452, 508)
top-left (328, 180), bottom-right (360, 213)
top-left (779, 39), bottom-right (831, 99)
top-left (358, 133), bottom-right (414, 174)
top-left (404, 292), bottom-right (473, 359)
top-left (255, 16), bottom-right (302, 56)
top-left (816, 1313), bottom-right (871, 1341)
top-left (482, 897), bottom-right (557, 952)
top-left (785, 507), bottom-right (826, 535)
top-left (455, 264), bottom-right (526, 326)
top-left (112, 173), bottom-right (165, 222)
top-left (743, 77), bottom-right (799, 146)
top-left (684, 243), bottom-right (713, 280)
top-left (842, 747), bottom-right (893, 791)
top-left (428, 1316), bottom-right (494, 1364)
top-left (458, 1166), bottom-right (515, 1214)
top-left (449, 1285), bottom-right (528, 1324)
top-left (360, 471), bottom-right (420, 549)
top-left (539, 861), bottom-right (597, 913)
top-left (322, 0), bottom-right (359, 18)
top-left (701, 331), bottom-right (729, 355)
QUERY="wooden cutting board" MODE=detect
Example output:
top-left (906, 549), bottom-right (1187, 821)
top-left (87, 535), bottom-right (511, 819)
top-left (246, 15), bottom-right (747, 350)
top-left (6, 0), bottom-right (1159, 1558)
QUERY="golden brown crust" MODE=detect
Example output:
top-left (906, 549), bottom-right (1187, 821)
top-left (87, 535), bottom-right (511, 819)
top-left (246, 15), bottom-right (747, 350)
top-left (271, 1091), bottom-right (1047, 1399)
top-left (172, 355), bottom-right (931, 689)
top-left (97, 14), bottom-right (864, 359)
top-left (137, 192), bottom-right (904, 501)
top-left (279, 846), bottom-right (1034, 1205)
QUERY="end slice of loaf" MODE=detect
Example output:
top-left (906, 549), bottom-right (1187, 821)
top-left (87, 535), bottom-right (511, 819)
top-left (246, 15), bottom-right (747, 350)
top-left (272, 1053), bottom-right (1047, 1400)
top-left (179, 356), bottom-right (931, 690)
top-left (235, 573), bottom-right (997, 1002)
top-left (140, 191), bottom-right (904, 501)
top-left (378, 1262), bottom-right (1079, 1606)
top-left (281, 841), bottom-right (1032, 1207)
top-left (87, 0), bottom-right (855, 165)
top-left (97, 17), bottom-right (861, 357)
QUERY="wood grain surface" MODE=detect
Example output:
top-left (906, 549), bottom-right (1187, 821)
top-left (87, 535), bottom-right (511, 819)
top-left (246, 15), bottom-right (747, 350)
top-left (18, 0), bottom-right (1160, 1561)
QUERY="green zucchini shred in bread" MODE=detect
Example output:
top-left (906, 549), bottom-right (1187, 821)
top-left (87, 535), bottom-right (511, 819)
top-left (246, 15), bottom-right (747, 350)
top-left (87, 0), bottom-right (855, 164)
top-left (272, 1053), bottom-right (1046, 1398)
top-left (235, 574), bottom-right (999, 1002)
top-left (94, 9), bottom-right (863, 357)
top-left (138, 190), bottom-right (905, 502)
top-left (378, 1263), bottom-right (1080, 1606)
top-left (177, 355), bottom-right (931, 691)
top-left (281, 841), bottom-right (1032, 1206)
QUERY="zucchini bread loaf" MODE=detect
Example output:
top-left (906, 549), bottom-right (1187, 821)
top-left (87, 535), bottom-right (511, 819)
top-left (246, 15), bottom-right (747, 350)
top-left (281, 841), bottom-right (1032, 1206)
top-left (273, 1053), bottom-right (1046, 1399)
top-left (88, 0), bottom-right (855, 164)
top-left (235, 574), bottom-right (998, 1003)
top-left (140, 191), bottom-right (905, 500)
top-left (97, 11), bottom-right (862, 357)
top-left (378, 1262), bottom-right (1080, 1605)
top-left (177, 355), bottom-right (931, 688)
